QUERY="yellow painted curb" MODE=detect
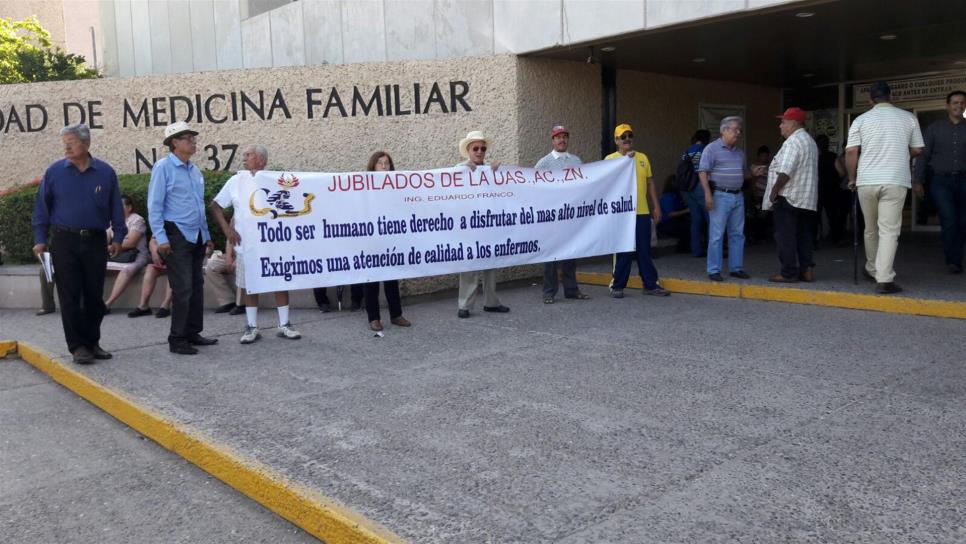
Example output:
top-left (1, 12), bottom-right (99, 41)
top-left (12, 341), bottom-right (404, 544)
top-left (0, 340), bottom-right (17, 357)
top-left (577, 272), bottom-right (966, 320)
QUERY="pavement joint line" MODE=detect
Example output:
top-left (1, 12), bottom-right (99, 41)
top-left (8, 339), bottom-right (406, 544)
top-left (576, 272), bottom-right (966, 320)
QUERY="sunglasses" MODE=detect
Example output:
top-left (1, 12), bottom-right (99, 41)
top-left (619, 133), bottom-right (634, 141)
top-left (471, 146), bottom-right (487, 152)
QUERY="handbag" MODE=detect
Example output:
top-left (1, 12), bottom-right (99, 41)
top-left (109, 248), bottom-right (139, 263)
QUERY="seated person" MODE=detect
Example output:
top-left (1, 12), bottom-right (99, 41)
top-left (657, 175), bottom-right (690, 253)
top-left (104, 194), bottom-right (150, 312)
top-left (128, 237), bottom-right (173, 318)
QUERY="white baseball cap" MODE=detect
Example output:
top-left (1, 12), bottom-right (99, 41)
top-left (163, 121), bottom-right (198, 146)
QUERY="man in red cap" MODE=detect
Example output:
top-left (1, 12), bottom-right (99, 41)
top-left (762, 107), bottom-right (819, 282)
top-left (534, 125), bottom-right (591, 304)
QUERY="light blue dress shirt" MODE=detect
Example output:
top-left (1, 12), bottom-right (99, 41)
top-left (147, 153), bottom-right (210, 245)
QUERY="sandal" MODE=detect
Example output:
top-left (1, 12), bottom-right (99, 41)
top-left (543, 297), bottom-right (555, 304)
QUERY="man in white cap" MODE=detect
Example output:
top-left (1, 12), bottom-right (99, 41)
top-left (535, 125), bottom-right (591, 304)
top-left (210, 144), bottom-right (302, 344)
top-left (455, 130), bottom-right (508, 318)
top-left (148, 121), bottom-right (217, 355)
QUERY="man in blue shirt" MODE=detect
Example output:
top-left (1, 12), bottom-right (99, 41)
top-left (698, 116), bottom-right (754, 281)
top-left (682, 129), bottom-right (711, 257)
top-left (32, 124), bottom-right (127, 364)
top-left (148, 122), bottom-right (216, 355)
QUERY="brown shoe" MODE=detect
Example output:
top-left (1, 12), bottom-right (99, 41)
top-left (799, 268), bottom-right (814, 283)
top-left (369, 320), bottom-right (383, 331)
top-left (390, 316), bottom-right (411, 327)
top-left (768, 274), bottom-right (799, 283)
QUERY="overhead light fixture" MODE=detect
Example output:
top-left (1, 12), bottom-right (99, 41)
top-left (692, 57), bottom-right (706, 63)
top-left (880, 33), bottom-right (898, 41)
top-left (802, 73), bottom-right (814, 78)
top-left (795, 12), bottom-right (814, 18)
top-left (955, 60), bottom-right (966, 65)
top-left (600, 46), bottom-right (616, 52)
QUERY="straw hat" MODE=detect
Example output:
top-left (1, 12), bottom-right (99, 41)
top-left (459, 130), bottom-right (491, 159)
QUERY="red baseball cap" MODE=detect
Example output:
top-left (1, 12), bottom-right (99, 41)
top-left (776, 107), bottom-right (807, 123)
top-left (551, 125), bottom-right (569, 138)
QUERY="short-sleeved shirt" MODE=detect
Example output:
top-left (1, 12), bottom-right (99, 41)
top-left (697, 138), bottom-right (748, 190)
top-left (605, 151), bottom-right (651, 215)
top-left (846, 102), bottom-right (924, 188)
top-left (763, 128), bottom-right (819, 211)
top-left (213, 170), bottom-right (254, 253)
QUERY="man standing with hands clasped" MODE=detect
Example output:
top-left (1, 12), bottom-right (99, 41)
top-left (762, 107), bottom-right (819, 283)
top-left (32, 124), bottom-right (127, 364)
top-left (148, 122), bottom-right (218, 354)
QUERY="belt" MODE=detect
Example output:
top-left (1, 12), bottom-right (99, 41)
top-left (54, 226), bottom-right (104, 237)
top-left (711, 184), bottom-right (742, 195)
top-left (934, 171), bottom-right (966, 177)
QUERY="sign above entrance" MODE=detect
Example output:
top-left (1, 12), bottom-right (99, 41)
top-left (853, 73), bottom-right (966, 105)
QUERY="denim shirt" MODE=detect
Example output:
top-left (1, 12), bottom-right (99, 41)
top-left (147, 153), bottom-right (210, 245)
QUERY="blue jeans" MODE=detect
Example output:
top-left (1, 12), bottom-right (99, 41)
top-left (707, 191), bottom-right (746, 275)
top-left (611, 214), bottom-right (659, 290)
top-left (686, 185), bottom-right (709, 257)
top-left (931, 174), bottom-right (966, 267)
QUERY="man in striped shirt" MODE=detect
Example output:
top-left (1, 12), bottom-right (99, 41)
top-left (762, 107), bottom-right (819, 283)
top-left (846, 81), bottom-right (925, 294)
top-left (698, 116), bottom-right (753, 281)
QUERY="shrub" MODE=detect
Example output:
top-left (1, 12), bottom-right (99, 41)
top-left (0, 169), bottom-right (233, 264)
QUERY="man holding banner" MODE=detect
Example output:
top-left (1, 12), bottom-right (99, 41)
top-left (210, 145), bottom-right (302, 344)
top-left (605, 124), bottom-right (669, 298)
top-left (535, 125), bottom-right (591, 304)
top-left (455, 130), bottom-right (510, 318)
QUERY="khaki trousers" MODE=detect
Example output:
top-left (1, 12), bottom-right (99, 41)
top-left (857, 184), bottom-right (907, 283)
top-left (457, 269), bottom-right (501, 310)
top-left (204, 251), bottom-right (243, 306)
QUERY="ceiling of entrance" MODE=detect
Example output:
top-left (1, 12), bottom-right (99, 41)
top-left (529, 0), bottom-right (966, 89)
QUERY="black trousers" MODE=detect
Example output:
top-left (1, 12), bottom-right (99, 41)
top-left (364, 281), bottom-right (402, 321)
top-left (773, 197), bottom-right (816, 279)
top-left (313, 284), bottom-right (363, 307)
top-left (543, 260), bottom-right (579, 297)
top-left (164, 223), bottom-right (205, 343)
top-left (50, 229), bottom-right (107, 352)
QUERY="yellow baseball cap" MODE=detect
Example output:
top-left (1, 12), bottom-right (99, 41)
top-left (614, 123), bottom-right (633, 138)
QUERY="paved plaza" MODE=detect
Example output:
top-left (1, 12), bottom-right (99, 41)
top-left (2, 275), bottom-right (964, 543)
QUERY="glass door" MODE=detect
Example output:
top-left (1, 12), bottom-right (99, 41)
top-left (911, 107), bottom-right (948, 232)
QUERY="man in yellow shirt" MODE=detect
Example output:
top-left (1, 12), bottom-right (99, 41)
top-left (605, 123), bottom-right (669, 297)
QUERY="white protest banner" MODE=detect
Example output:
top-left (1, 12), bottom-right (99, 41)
top-left (237, 157), bottom-right (638, 294)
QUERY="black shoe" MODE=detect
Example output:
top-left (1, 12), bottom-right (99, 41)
top-left (708, 273), bottom-right (724, 282)
top-left (187, 334), bottom-right (218, 346)
top-left (318, 303), bottom-right (331, 313)
top-left (155, 307), bottom-right (171, 318)
top-left (729, 270), bottom-right (751, 279)
top-left (91, 345), bottom-right (112, 360)
top-left (483, 305), bottom-right (510, 313)
top-left (36, 308), bottom-right (55, 316)
top-left (72, 346), bottom-right (95, 364)
top-left (169, 342), bottom-right (198, 355)
top-left (214, 302), bottom-right (236, 314)
top-left (128, 307), bottom-right (152, 318)
top-left (228, 305), bottom-right (246, 316)
top-left (875, 282), bottom-right (903, 295)
top-left (457, 309), bottom-right (470, 319)
top-left (350, 300), bottom-right (363, 312)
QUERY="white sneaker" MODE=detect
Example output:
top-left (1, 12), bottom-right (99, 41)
top-left (276, 322), bottom-right (301, 339)
top-left (240, 326), bottom-right (260, 344)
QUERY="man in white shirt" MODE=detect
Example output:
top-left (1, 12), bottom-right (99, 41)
top-left (763, 107), bottom-right (819, 283)
top-left (846, 81), bottom-right (925, 294)
top-left (210, 144), bottom-right (301, 343)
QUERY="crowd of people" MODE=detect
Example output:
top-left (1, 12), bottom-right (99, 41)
top-left (29, 80), bottom-right (963, 364)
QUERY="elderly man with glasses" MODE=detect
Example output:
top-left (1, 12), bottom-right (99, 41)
top-left (148, 122), bottom-right (217, 355)
top-left (698, 116), bottom-right (754, 282)
top-left (605, 123), bottom-right (668, 298)
top-left (31, 123), bottom-right (126, 364)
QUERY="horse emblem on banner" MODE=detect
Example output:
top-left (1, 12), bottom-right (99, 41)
top-left (249, 173), bottom-right (316, 219)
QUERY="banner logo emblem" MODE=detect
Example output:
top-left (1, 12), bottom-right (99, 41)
top-left (250, 173), bottom-right (315, 218)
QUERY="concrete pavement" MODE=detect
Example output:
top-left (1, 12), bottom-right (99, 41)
top-left (2, 281), bottom-right (964, 543)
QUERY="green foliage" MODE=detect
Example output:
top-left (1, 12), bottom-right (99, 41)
top-left (0, 16), bottom-right (98, 84)
top-left (0, 170), bottom-right (234, 264)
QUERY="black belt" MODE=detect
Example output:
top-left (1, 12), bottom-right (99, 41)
top-left (934, 171), bottom-right (966, 177)
top-left (711, 184), bottom-right (742, 195)
top-left (54, 226), bottom-right (105, 237)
